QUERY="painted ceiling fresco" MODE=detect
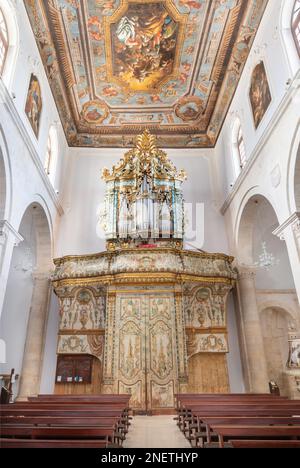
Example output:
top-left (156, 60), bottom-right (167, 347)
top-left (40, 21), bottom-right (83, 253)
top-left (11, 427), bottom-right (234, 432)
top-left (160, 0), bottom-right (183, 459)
top-left (24, 0), bottom-right (268, 148)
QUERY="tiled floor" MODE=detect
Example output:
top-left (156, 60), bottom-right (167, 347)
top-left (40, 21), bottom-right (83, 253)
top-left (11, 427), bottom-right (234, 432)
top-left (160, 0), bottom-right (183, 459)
top-left (123, 415), bottom-right (191, 448)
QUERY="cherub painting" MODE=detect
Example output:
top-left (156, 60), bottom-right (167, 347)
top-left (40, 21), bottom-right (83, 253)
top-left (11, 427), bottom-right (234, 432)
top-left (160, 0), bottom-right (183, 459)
top-left (112, 3), bottom-right (178, 91)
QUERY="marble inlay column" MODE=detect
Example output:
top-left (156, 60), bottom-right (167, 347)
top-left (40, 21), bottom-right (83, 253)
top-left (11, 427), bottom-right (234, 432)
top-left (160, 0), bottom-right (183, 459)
top-left (17, 272), bottom-right (51, 400)
top-left (238, 267), bottom-right (269, 393)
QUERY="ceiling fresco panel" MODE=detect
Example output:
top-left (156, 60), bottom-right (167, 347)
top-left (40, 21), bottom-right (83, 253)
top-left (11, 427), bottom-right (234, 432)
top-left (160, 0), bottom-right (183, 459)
top-left (24, 0), bottom-right (268, 148)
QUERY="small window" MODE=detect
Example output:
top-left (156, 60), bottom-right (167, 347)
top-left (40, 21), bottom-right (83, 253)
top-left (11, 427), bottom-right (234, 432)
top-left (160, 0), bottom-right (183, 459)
top-left (292, 0), bottom-right (300, 56)
top-left (237, 125), bottom-right (246, 168)
top-left (0, 8), bottom-right (8, 75)
top-left (44, 134), bottom-right (52, 175)
top-left (44, 125), bottom-right (58, 185)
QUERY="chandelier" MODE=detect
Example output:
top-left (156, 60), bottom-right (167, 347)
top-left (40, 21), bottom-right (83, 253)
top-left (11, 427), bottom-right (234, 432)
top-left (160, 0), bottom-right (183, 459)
top-left (254, 241), bottom-right (279, 271)
top-left (253, 200), bottom-right (280, 271)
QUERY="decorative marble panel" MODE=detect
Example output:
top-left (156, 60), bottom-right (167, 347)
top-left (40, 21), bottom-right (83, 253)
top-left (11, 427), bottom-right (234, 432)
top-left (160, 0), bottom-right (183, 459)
top-left (119, 321), bottom-right (142, 380)
top-left (57, 334), bottom-right (105, 359)
top-left (150, 320), bottom-right (173, 380)
top-left (118, 380), bottom-right (143, 410)
top-left (184, 283), bottom-right (230, 328)
top-left (150, 380), bottom-right (174, 409)
top-left (186, 333), bottom-right (228, 357)
top-left (59, 287), bottom-right (106, 330)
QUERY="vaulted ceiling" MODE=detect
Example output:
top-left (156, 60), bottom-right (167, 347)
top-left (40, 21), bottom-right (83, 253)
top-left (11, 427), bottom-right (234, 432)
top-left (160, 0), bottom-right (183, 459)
top-left (24, 0), bottom-right (268, 148)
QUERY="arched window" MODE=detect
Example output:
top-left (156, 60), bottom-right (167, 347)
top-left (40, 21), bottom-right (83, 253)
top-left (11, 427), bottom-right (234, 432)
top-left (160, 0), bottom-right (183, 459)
top-left (0, 0), bottom-right (19, 88)
top-left (44, 126), bottom-right (58, 185)
top-left (232, 119), bottom-right (247, 177)
top-left (237, 124), bottom-right (246, 168)
top-left (292, 0), bottom-right (300, 56)
top-left (44, 134), bottom-right (52, 175)
top-left (0, 8), bottom-right (8, 75)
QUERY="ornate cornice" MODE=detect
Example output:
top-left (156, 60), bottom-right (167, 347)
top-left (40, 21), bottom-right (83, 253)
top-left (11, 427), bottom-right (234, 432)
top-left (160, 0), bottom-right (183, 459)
top-left (51, 248), bottom-right (237, 287)
top-left (53, 273), bottom-right (235, 289)
top-left (53, 248), bottom-right (234, 265)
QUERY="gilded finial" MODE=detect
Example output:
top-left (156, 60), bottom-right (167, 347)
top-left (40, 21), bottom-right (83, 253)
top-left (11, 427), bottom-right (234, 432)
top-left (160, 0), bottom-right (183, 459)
top-left (101, 129), bottom-right (187, 182)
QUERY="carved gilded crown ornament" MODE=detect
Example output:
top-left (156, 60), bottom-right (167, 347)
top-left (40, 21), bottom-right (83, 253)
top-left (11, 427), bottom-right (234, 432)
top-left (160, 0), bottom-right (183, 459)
top-left (101, 130), bottom-right (187, 183)
top-left (100, 130), bottom-right (187, 250)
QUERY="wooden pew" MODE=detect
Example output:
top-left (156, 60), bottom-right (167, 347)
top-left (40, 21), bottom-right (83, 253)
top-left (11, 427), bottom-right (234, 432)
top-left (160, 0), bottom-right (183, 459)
top-left (1, 416), bottom-right (120, 426)
top-left (209, 425), bottom-right (300, 448)
top-left (0, 438), bottom-right (111, 448)
top-left (179, 404), bottom-right (300, 434)
top-left (175, 395), bottom-right (294, 430)
top-left (197, 416), bottom-right (300, 447)
top-left (1, 425), bottom-right (117, 443)
top-left (230, 439), bottom-right (300, 448)
top-left (1, 407), bottom-right (130, 438)
top-left (0, 415), bottom-right (126, 441)
top-left (0, 395), bottom-right (131, 448)
top-left (27, 395), bottom-right (131, 405)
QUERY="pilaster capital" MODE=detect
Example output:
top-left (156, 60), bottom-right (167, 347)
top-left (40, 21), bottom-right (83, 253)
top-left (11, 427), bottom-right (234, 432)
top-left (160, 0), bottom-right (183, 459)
top-left (0, 220), bottom-right (23, 246)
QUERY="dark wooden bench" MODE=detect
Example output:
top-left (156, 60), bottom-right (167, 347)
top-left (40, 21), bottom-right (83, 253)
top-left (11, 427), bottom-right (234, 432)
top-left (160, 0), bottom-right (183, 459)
top-left (178, 404), bottom-right (300, 434)
top-left (0, 395), bottom-right (132, 448)
top-left (0, 415), bottom-right (126, 441)
top-left (0, 438), bottom-right (111, 448)
top-left (230, 439), bottom-right (300, 448)
top-left (209, 425), bottom-right (300, 448)
top-left (1, 425), bottom-right (117, 442)
top-left (195, 416), bottom-right (300, 447)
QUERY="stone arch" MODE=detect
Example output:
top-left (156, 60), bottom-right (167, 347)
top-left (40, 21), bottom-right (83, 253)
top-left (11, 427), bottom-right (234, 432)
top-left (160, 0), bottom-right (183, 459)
top-left (0, 201), bottom-right (52, 399)
top-left (236, 192), bottom-right (296, 289)
top-left (236, 192), bottom-right (276, 265)
top-left (15, 201), bottom-right (52, 272)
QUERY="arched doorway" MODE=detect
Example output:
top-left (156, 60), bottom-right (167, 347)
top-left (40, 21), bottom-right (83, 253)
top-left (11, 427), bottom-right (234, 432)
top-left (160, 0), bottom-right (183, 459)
top-left (260, 307), bottom-right (297, 395)
top-left (236, 194), bottom-right (299, 395)
top-left (0, 202), bottom-right (52, 399)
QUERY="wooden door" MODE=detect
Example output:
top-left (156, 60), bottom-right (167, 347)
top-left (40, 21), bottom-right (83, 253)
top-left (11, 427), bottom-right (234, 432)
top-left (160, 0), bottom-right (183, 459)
top-left (115, 292), bottom-right (178, 412)
top-left (146, 295), bottom-right (178, 412)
